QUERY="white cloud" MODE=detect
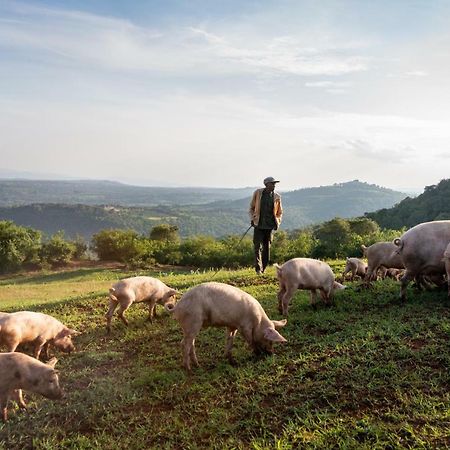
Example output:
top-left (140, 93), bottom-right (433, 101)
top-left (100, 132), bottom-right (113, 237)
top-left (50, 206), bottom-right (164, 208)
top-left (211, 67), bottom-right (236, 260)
top-left (0, 2), bottom-right (370, 77)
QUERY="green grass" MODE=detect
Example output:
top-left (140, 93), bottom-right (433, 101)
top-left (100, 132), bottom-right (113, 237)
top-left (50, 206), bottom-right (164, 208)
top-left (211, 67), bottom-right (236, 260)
top-left (0, 263), bottom-right (449, 449)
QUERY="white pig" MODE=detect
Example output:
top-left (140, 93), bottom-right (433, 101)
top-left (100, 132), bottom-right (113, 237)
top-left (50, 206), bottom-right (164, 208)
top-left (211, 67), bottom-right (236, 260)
top-left (0, 352), bottom-right (62, 421)
top-left (274, 258), bottom-right (345, 315)
top-left (343, 257), bottom-right (367, 281)
top-left (106, 276), bottom-right (177, 333)
top-left (394, 221), bottom-right (450, 301)
top-left (165, 282), bottom-right (287, 372)
top-left (0, 311), bottom-right (79, 360)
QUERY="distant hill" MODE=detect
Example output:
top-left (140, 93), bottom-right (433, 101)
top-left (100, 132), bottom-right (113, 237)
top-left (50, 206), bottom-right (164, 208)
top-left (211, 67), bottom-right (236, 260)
top-left (0, 179), bottom-right (255, 207)
top-left (366, 178), bottom-right (450, 229)
top-left (212, 180), bottom-right (408, 229)
top-left (0, 180), bottom-right (408, 239)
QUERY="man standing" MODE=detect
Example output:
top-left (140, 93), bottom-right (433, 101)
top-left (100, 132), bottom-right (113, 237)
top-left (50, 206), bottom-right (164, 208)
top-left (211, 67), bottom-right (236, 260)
top-left (249, 177), bottom-right (283, 274)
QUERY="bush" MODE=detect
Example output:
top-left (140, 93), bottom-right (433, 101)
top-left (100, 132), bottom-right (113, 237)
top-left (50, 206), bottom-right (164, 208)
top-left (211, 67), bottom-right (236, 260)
top-left (40, 231), bottom-right (76, 266)
top-left (92, 229), bottom-right (142, 262)
top-left (149, 224), bottom-right (180, 243)
top-left (0, 221), bottom-right (41, 273)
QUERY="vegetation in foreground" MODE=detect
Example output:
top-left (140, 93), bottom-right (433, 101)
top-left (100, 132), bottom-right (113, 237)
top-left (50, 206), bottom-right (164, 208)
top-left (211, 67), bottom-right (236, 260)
top-left (0, 263), bottom-right (449, 449)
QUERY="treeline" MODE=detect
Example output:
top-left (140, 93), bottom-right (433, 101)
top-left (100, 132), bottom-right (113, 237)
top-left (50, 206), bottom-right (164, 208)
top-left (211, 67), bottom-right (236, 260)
top-left (366, 178), bottom-right (450, 229)
top-left (0, 218), bottom-right (403, 274)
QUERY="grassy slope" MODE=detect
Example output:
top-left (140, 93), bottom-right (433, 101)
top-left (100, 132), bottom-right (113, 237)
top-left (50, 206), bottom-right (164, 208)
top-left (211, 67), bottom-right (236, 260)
top-left (0, 264), bottom-right (449, 449)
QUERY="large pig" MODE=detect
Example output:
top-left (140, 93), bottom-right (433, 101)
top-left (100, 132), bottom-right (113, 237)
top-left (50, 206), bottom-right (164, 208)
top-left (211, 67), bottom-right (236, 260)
top-left (361, 242), bottom-right (404, 283)
top-left (0, 311), bottom-right (80, 360)
top-left (394, 220), bottom-right (450, 301)
top-left (165, 282), bottom-right (287, 372)
top-left (0, 352), bottom-right (62, 421)
top-left (106, 276), bottom-right (177, 333)
top-left (343, 257), bottom-right (367, 281)
top-left (274, 258), bottom-right (345, 315)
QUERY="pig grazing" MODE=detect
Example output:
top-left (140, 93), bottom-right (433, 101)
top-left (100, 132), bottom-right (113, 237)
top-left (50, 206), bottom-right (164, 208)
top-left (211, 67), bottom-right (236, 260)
top-left (106, 276), bottom-right (177, 333)
top-left (0, 312), bottom-right (79, 360)
top-left (0, 352), bottom-right (62, 421)
top-left (343, 257), bottom-right (367, 281)
top-left (361, 242), bottom-right (404, 283)
top-left (166, 282), bottom-right (287, 372)
top-left (394, 220), bottom-right (450, 301)
top-left (274, 258), bottom-right (345, 315)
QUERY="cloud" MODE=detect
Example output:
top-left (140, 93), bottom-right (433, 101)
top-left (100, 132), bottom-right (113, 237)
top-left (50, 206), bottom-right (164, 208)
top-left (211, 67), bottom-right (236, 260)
top-left (0, 2), bottom-right (370, 77)
top-left (342, 139), bottom-right (414, 163)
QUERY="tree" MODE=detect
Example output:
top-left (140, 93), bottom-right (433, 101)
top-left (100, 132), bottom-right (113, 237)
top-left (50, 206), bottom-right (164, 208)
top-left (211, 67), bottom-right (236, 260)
top-left (0, 221), bottom-right (41, 273)
top-left (149, 224), bottom-right (180, 243)
top-left (92, 229), bottom-right (142, 262)
top-left (40, 231), bottom-right (76, 266)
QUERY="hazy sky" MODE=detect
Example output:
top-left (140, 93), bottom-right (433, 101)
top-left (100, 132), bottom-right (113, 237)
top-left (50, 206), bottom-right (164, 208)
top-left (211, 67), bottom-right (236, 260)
top-left (1, 0), bottom-right (450, 191)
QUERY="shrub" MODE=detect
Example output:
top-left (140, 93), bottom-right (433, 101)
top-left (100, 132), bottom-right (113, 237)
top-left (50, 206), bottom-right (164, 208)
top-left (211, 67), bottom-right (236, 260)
top-left (40, 231), bottom-right (76, 266)
top-left (149, 224), bottom-right (180, 243)
top-left (92, 229), bottom-right (142, 262)
top-left (0, 221), bottom-right (41, 273)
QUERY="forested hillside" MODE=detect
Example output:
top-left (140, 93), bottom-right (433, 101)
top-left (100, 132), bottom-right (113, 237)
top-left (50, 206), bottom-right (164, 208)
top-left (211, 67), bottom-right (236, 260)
top-left (0, 180), bottom-right (408, 238)
top-left (366, 178), bottom-right (450, 229)
top-left (0, 179), bottom-right (255, 207)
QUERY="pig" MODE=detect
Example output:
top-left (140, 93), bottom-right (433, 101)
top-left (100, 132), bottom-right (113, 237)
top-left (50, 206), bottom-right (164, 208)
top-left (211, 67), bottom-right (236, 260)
top-left (165, 282), bottom-right (287, 372)
top-left (274, 258), bottom-right (345, 315)
top-left (0, 352), bottom-right (62, 421)
top-left (384, 268), bottom-right (405, 281)
top-left (343, 257), bottom-right (367, 281)
top-left (444, 242), bottom-right (450, 298)
top-left (394, 220), bottom-right (450, 301)
top-left (0, 311), bottom-right (80, 360)
top-left (361, 242), bottom-right (404, 283)
top-left (106, 276), bottom-right (178, 333)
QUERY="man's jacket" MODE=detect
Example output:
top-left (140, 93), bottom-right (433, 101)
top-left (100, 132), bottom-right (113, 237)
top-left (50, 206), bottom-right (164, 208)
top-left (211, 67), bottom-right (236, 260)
top-left (249, 188), bottom-right (283, 228)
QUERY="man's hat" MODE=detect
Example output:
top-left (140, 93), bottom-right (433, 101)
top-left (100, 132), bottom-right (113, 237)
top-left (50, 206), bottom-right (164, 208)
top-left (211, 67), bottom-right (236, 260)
top-left (263, 176), bottom-right (280, 185)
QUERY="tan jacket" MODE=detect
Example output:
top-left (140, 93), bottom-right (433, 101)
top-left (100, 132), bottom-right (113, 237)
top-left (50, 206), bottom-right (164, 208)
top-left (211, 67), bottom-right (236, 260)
top-left (249, 188), bottom-right (283, 228)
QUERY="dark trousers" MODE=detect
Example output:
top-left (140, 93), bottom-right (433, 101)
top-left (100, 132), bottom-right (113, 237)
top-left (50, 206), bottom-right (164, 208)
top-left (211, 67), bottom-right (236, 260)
top-left (253, 228), bottom-right (273, 273)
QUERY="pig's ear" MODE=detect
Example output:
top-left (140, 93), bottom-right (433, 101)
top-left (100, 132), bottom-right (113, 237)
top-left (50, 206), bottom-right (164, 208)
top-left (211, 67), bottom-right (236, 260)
top-left (271, 319), bottom-right (287, 329)
top-left (47, 357), bottom-right (58, 368)
top-left (264, 327), bottom-right (287, 343)
top-left (167, 289), bottom-right (178, 297)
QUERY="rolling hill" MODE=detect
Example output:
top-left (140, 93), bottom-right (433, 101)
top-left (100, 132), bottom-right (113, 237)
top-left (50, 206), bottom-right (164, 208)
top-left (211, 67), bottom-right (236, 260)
top-left (366, 178), bottom-right (450, 229)
top-left (0, 180), bottom-right (408, 239)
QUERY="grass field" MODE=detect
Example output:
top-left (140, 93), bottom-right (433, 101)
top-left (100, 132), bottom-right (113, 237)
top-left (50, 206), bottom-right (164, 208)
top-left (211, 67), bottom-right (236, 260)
top-left (0, 262), bottom-right (449, 449)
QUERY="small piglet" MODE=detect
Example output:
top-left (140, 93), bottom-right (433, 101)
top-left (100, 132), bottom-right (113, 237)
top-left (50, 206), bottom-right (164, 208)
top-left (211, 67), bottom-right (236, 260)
top-left (0, 352), bottom-right (62, 421)
top-left (166, 282), bottom-right (287, 372)
top-left (275, 258), bottom-right (345, 315)
top-left (106, 276), bottom-right (177, 333)
top-left (0, 311), bottom-right (80, 360)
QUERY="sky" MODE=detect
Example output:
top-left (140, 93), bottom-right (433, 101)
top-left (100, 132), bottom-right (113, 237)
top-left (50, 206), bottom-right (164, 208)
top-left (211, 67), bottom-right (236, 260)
top-left (1, 0), bottom-right (450, 192)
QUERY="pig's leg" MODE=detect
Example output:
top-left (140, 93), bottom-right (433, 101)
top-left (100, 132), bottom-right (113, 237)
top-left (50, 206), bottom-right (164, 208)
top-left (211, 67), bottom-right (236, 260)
top-left (281, 286), bottom-right (296, 316)
top-left (225, 328), bottom-right (238, 365)
top-left (33, 338), bottom-right (46, 360)
top-left (400, 270), bottom-right (414, 301)
top-left (277, 285), bottom-right (286, 314)
top-left (1, 400), bottom-right (7, 422)
top-left (5, 339), bottom-right (19, 353)
top-left (117, 298), bottom-right (133, 327)
top-left (181, 334), bottom-right (195, 372)
top-left (42, 343), bottom-right (50, 360)
top-left (320, 288), bottom-right (333, 306)
top-left (190, 339), bottom-right (199, 368)
top-left (13, 390), bottom-right (27, 409)
top-left (105, 297), bottom-right (119, 333)
top-left (309, 290), bottom-right (318, 309)
top-left (146, 300), bottom-right (157, 323)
